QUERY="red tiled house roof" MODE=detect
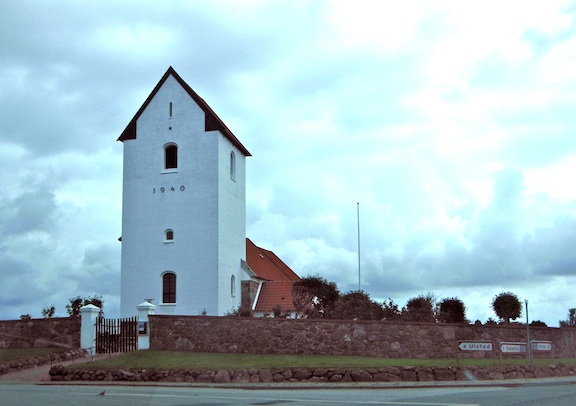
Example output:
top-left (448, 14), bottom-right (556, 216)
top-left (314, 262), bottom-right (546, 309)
top-left (244, 239), bottom-right (301, 316)
top-left (253, 281), bottom-right (296, 313)
top-left (246, 238), bottom-right (300, 282)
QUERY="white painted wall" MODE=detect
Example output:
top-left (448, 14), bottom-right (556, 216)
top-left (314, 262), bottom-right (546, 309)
top-left (120, 74), bottom-right (246, 316)
top-left (217, 135), bottom-right (246, 315)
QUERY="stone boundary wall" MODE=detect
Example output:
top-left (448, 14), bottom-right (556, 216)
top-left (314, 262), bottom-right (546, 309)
top-left (50, 363), bottom-right (576, 383)
top-left (150, 316), bottom-right (576, 359)
top-left (0, 349), bottom-right (86, 376)
top-left (0, 317), bottom-right (81, 349)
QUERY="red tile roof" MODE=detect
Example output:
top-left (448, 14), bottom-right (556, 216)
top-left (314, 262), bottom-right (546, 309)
top-left (118, 66), bottom-right (251, 157)
top-left (246, 238), bottom-right (300, 282)
top-left (253, 281), bottom-right (296, 313)
top-left (245, 239), bottom-right (301, 315)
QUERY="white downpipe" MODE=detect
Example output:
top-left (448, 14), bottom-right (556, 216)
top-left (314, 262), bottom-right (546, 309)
top-left (252, 281), bottom-right (264, 311)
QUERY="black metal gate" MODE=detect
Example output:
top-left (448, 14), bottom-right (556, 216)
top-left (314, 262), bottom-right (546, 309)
top-left (95, 316), bottom-right (138, 353)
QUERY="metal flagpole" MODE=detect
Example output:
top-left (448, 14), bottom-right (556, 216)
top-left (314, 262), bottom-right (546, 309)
top-left (526, 300), bottom-right (532, 364)
top-left (357, 202), bottom-right (361, 291)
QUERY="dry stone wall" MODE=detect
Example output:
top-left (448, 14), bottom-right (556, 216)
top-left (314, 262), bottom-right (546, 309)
top-left (150, 316), bottom-right (576, 359)
top-left (0, 317), bottom-right (81, 349)
top-left (50, 364), bottom-right (576, 383)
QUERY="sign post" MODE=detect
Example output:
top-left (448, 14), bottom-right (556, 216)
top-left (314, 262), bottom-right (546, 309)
top-left (530, 340), bottom-right (553, 358)
top-left (530, 340), bottom-right (552, 351)
top-left (499, 342), bottom-right (526, 365)
top-left (457, 341), bottom-right (494, 364)
top-left (499, 340), bottom-right (553, 362)
top-left (458, 341), bottom-right (493, 351)
top-left (525, 300), bottom-right (532, 364)
top-left (500, 342), bottom-right (527, 353)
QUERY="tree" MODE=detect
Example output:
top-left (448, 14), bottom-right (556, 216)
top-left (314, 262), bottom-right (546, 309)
top-left (66, 295), bottom-right (104, 318)
top-left (42, 306), bottom-right (55, 318)
top-left (292, 275), bottom-right (339, 318)
top-left (224, 307), bottom-right (252, 317)
top-left (20, 314), bottom-right (31, 321)
top-left (559, 308), bottom-right (576, 328)
top-left (272, 304), bottom-right (292, 318)
top-left (401, 293), bottom-right (437, 323)
top-left (491, 292), bottom-right (522, 325)
top-left (530, 320), bottom-right (547, 327)
top-left (437, 297), bottom-right (467, 323)
top-left (381, 298), bottom-right (401, 321)
top-left (328, 291), bottom-right (383, 320)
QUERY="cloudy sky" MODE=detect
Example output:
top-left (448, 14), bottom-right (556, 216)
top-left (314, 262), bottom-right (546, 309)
top-left (1, 1), bottom-right (575, 326)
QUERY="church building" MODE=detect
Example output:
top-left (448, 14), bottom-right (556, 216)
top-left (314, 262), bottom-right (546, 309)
top-left (118, 67), bottom-right (299, 317)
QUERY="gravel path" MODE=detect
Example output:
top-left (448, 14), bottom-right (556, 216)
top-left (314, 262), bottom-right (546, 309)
top-left (0, 353), bottom-right (118, 383)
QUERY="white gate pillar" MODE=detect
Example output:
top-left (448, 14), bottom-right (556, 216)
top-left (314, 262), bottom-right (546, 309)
top-left (80, 304), bottom-right (100, 354)
top-left (137, 301), bottom-right (156, 350)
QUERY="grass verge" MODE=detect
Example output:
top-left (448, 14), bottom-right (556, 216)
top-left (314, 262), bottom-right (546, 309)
top-left (73, 351), bottom-right (576, 371)
top-left (0, 348), bottom-right (66, 364)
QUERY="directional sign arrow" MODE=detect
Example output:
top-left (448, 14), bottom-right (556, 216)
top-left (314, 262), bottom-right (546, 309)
top-left (531, 342), bottom-right (552, 351)
top-left (458, 341), bottom-right (493, 351)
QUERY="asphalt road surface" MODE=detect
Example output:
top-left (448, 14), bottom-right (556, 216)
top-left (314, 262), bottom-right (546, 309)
top-left (1, 383), bottom-right (575, 406)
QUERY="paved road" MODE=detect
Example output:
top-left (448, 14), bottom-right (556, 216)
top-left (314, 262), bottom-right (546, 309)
top-left (1, 383), bottom-right (575, 406)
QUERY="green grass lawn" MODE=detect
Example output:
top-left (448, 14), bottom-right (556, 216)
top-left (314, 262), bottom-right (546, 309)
top-left (73, 350), bottom-right (576, 371)
top-left (0, 348), bottom-right (66, 364)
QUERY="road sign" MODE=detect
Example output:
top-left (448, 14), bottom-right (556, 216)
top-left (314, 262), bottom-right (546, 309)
top-left (500, 342), bottom-right (527, 353)
top-left (531, 341), bottom-right (552, 351)
top-left (458, 341), bottom-right (493, 351)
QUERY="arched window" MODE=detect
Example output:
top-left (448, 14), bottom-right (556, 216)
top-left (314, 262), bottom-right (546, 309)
top-left (164, 229), bottom-right (174, 242)
top-left (165, 144), bottom-right (178, 169)
top-left (230, 151), bottom-right (236, 181)
top-left (231, 275), bottom-right (236, 297)
top-left (162, 272), bottom-right (176, 304)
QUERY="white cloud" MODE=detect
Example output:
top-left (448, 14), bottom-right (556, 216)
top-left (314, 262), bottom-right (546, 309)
top-left (325, 1), bottom-right (424, 52)
top-left (90, 24), bottom-right (177, 58)
top-left (0, 1), bottom-right (575, 326)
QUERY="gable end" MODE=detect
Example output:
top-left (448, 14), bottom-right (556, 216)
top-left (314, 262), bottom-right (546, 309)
top-left (117, 66), bottom-right (251, 156)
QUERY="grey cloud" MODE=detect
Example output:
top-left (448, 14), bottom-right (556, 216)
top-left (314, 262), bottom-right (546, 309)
top-left (0, 188), bottom-right (59, 235)
top-left (490, 169), bottom-right (524, 212)
top-left (364, 255), bottom-right (421, 294)
top-left (78, 243), bottom-right (121, 296)
top-left (368, 169), bottom-right (575, 298)
top-left (0, 1), bottom-right (327, 158)
top-left (524, 218), bottom-right (576, 276)
top-left (0, 253), bottom-right (51, 317)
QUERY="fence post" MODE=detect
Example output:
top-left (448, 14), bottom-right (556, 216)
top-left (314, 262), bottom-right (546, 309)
top-left (137, 301), bottom-right (156, 350)
top-left (80, 304), bottom-right (100, 355)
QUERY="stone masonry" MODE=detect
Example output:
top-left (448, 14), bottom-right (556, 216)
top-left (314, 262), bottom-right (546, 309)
top-left (0, 318), bottom-right (81, 349)
top-left (50, 363), bottom-right (576, 383)
top-left (150, 315), bottom-right (576, 359)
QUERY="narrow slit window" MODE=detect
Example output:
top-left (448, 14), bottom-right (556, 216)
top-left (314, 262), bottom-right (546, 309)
top-left (165, 144), bottom-right (178, 169)
top-left (169, 102), bottom-right (173, 118)
top-left (230, 151), bottom-right (236, 181)
top-left (231, 275), bottom-right (236, 297)
top-left (162, 272), bottom-right (176, 303)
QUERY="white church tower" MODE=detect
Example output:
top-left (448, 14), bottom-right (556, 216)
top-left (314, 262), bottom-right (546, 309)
top-left (118, 67), bottom-right (251, 317)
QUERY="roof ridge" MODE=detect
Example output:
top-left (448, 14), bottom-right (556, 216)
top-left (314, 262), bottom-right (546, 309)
top-left (262, 280), bottom-right (295, 284)
top-left (260, 248), bottom-right (300, 281)
top-left (245, 238), bottom-right (300, 282)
